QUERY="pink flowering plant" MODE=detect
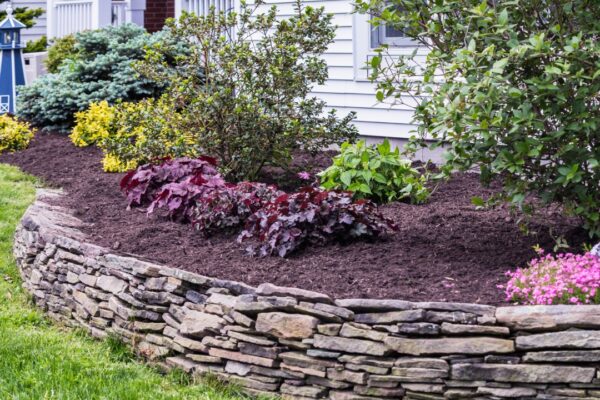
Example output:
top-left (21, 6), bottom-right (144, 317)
top-left (504, 249), bottom-right (600, 305)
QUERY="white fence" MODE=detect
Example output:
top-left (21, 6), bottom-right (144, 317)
top-left (112, 1), bottom-right (128, 26)
top-left (175, 0), bottom-right (235, 17)
top-left (47, 0), bottom-right (146, 39)
top-left (50, 0), bottom-right (94, 38)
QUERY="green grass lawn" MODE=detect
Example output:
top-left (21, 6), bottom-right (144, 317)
top-left (0, 163), bottom-right (246, 400)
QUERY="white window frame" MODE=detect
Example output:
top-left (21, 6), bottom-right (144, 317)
top-left (371, 20), bottom-right (415, 48)
top-left (353, 13), bottom-right (425, 82)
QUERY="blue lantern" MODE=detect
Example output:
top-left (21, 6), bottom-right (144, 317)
top-left (0, 4), bottom-right (26, 114)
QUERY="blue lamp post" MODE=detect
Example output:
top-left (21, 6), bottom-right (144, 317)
top-left (0, 4), bottom-right (26, 114)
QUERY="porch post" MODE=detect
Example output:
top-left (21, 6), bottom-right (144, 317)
top-left (175, 0), bottom-right (185, 19)
top-left (126, 0), bottom-right (146, 27)
top-left (46, 0), bottom-right (56, 39)
top-left (91, 0), bottom-right (111, 29)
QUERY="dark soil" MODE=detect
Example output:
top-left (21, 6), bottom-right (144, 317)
top-left (1, 134), bottom-right (588, 305)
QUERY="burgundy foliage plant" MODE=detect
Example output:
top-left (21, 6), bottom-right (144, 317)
top-left (239, 187), bottom-right (397, 257)
top-left (122, 157), bottom-right (395, 257)
top-left (192, 182), bottom-right (283, 235)
top-left (120, 156), bottom-right (222, 208)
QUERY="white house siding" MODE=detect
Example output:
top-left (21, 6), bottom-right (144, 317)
top-left (254, 0), bottom-right (426, 142)
top-left (11, 0), bottom-right (47, 43)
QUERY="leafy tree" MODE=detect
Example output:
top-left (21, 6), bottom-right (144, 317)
top-left (0, 0), bottom-right (44, 28)
top-left (356, 0), bottom-right (600, 238)
top-left (134, 0), bottom-right (357, 181)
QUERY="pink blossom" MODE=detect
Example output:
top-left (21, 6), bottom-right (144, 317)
top-left (297, 171), bottom-right (312, 181)
top-left (504, 252), bottom-right (600, 305)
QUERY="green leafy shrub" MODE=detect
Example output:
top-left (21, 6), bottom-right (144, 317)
top-left (45, 35), bottom-right (78, 72)
top-left (18, 24), bottom-right (178, 133)
top-left (24, 36), bottom-right (47, 53)
top-left (356, 0), bottom-right (600, 237)
top-left (319, 139), bottom-right (428, 204)
top-left (0, 115), bottom-right (34, 153)
top-left (134, 0), bottom-right (357, 181)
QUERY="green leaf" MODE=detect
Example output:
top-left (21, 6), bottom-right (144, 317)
top-left (471, 196), bottom-right (485, 207)
top-left (359, 184), bottom-right (372, 194)
top-left (340, 171), bottom-right (353, 186)
top-left (491, 58), bottom-right (509, 74)
top-left (498, 9), bottom-right (508, 25)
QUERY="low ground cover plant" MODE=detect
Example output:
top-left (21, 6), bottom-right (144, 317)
top-left (0, 115), bottom-right (34, 154)
top-left (131, 0), bottom-right (357, 181)
top-left (319, 139), bottom-right (429, 204)
top-left (504, 249), bottom-right (600, 305)
top-left (239, 187), bottom-right (397, 257)
top-left (120, 157), bottom-right (222, 208)
top-left (122, 157), bottom-right (395, 257)
top-left (192, 182), bottom-right (283, 234)
top-left (18, 24), bottom-right (182, 133)
top-left (358, 0), bottom-right (600, 238)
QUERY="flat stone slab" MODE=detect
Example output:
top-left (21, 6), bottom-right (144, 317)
top-left (452, 363), bottom-right (595, 383)
top-left (314, 334), bottom-right (388, 356)
top-left (496, 305), bottom-right (600, 331)
top-left (516, 330), bottom-right (600, 350)
top-left (522, 350), bottom-right (600, 363)
top-left (255, 312), bottom-right (319, 340)
top-left (384, 337), bottom-right (515, 356)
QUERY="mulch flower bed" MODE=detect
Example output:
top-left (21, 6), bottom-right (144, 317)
top-left (1, 134), bottom-right (588, 305)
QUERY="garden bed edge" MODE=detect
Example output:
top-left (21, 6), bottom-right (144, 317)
top-left (13, 189), bottom-right (600, 399)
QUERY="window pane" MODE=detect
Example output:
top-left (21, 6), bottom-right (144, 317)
top-left (385, 24), bottom-right (405, 38)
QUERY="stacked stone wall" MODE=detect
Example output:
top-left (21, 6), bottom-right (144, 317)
top-left (13, 190), bottom-right (600, 399)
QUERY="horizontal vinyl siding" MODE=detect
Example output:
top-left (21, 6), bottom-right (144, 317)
top-left (255, 0), bottom-right (418, 139)
top-left (11, 0), bottom-right (46, 43)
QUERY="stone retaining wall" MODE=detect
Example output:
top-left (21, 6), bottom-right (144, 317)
top-left (13, 190), bottom-right (600, 399)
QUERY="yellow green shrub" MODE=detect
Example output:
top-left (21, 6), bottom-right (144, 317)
top-left (101, 152), bottom-right (138, 173)
top-left (70, 101), bottom-right (115, 147)
top-left (69, 97), bottom-right (200, 173)
top-left (98, 96), bottom-right (200, 172)
top-left (0, 115), bottom-right (34, 153)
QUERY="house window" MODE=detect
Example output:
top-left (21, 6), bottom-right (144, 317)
top-left (353, 9), bottom-right (420, 81)
top-left (370, 5), bottom-right (415, 48)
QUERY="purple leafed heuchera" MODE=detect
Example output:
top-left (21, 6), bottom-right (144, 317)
top-left (502, 249), bottom-right (600, 305)
top-left (192, 182), bottom-right (283, 234)
top-left (120, 157), bottom-right (221, 207)
top-left (239, 187), bottom-right (397, 257)
top-left (122, 158), bottom-right (396, 258)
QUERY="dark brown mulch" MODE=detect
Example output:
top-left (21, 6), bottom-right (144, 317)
top-left (1, 134), bottom-right (588, 305)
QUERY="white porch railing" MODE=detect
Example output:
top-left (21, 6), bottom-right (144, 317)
top-left (49, 0), bottom-right (95, 38)
top-left (47, 0), bottom-right (147, 39)
top-left (112, 1), bottom-right (128, 26)
top-left (175, 0), bottom-right (235, 18)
